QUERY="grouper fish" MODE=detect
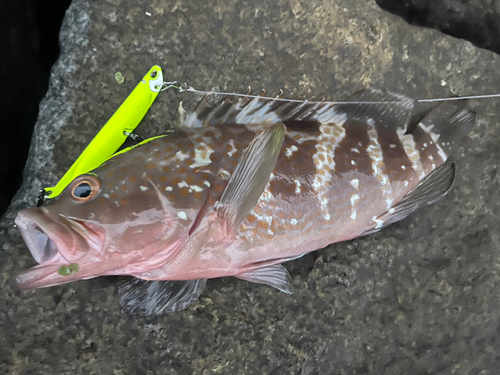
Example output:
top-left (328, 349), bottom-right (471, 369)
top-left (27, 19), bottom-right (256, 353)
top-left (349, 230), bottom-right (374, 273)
top-left (14, 89), bottom-right (475, 315)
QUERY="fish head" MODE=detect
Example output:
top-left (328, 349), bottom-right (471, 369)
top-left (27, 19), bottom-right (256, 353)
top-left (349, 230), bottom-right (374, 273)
top-left (14, 161), bottom-right (193, 289)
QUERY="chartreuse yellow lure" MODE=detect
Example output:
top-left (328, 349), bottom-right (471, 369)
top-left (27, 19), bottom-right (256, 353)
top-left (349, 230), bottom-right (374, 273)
top-left (44, 65), bottom-right (163, 199)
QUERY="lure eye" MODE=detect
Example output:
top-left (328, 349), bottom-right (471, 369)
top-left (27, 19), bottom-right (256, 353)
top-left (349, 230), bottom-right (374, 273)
top-left (70, 176), bottom-right (100, 202)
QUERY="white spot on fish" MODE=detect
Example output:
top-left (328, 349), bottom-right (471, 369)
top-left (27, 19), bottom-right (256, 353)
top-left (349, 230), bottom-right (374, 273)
top-left (423, 142), bottom-right (428, 148)
top-left (177, 211), bottom-right (188, 220)
top-left (259, 188), bottom-right (274, 202)
top-left (191, 144), bottom-right (214, 168)
top-left (419, 124), bottom-right (447, 161)
top-left (350, 194), bottom-right (360, 206)
top-left (165, 186), bottom-right (173, 191)
top-left (140, 186), bottom-right (148, 192)
top-left (351, 160), bottom-right (356, 165)
top-left (386, 198), bottom-right (393, 207)
top-left (312, 180), bottom-right (322, 190)
top-left (367, 118), bottom-right (375, 126)
top-left (294, 179), bottom-right (301, 194)
top-left (203, 180), bottom-right (211, 187)
top-left (227, 139), bottom-right (237, 157)
top-left (178, 181), bottom-right (189, 188)
top-left (349, 176), bottom-right (360, 220)
top-left (351, 147), bottom-right (360, 153)
top-left (404, 181), bottom-right (409, 187)
top-left (389, 208), bottom-right (395, 214)
top-left (286, 145), bottom-right (298, 157)
top-left (367, 126), bottom-right (393, 209)
top-left (189, 185), bottom-right (204, 193)
top-left (372, 216), bottom-right (384, 229)
top-left (290, 218), bottom-right (298, 225)
top-left (312, 123), bottom-right (345, 220)
top-left (103, 194), bottom-right (110, 199)
top-left (176, 150), bottom-right (190, 161)
top-left (390, 144), bottom-right (396, 148)
top-left (398, 128), bottom-right (426, 179)
top-left (401, 165), bottom-right (406, 170)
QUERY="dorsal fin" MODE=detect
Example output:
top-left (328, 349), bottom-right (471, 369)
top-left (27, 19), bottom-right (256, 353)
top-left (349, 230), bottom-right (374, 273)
top-left (338, 89), bottom-right (415, 132)
top-left (180, 89), bottom-right (413, 129)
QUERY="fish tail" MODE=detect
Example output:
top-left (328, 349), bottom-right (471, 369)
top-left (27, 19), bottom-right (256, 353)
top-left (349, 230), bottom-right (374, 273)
top-left (416, 102), bottom-right (476, 157)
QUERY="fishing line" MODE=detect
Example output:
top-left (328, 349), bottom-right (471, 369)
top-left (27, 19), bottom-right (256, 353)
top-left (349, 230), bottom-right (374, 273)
top-left (160, 80), bottom-right (500, 105)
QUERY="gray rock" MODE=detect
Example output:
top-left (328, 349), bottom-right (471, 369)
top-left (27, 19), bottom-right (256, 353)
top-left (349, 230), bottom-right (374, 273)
top-left (2, 0), bottom-right (500, 374)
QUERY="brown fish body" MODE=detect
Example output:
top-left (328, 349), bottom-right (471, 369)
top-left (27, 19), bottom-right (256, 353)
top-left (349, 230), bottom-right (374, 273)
top-left (14, 89), bottom-right (475, 314)
top-left (129, 113), bottom-right (446, 280)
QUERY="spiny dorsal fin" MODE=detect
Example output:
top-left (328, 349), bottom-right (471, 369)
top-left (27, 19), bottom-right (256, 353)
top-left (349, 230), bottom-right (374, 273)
top-left (235, 264), bottom-right (294, 294)
top-left (118, 278), bottom-right (207, 315)
top-left (364, 160), bottom-right (455, 235)
top-left (216, 123), bottom-right (285, 234)
top-left (181, 89), bottom-right (413, 129)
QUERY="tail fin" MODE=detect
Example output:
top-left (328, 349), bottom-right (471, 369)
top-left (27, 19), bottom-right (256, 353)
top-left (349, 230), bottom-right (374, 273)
top-left (418, 102), bottom-right (476, 155)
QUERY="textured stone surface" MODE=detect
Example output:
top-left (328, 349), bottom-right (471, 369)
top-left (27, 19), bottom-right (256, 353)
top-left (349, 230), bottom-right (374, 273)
top-left (377, 0), bottom-right (500, 54)
top-left (2, 0), bottom-right (500, 374)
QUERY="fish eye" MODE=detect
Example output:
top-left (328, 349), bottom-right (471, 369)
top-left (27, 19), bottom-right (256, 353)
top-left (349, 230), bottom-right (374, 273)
top-left (74, 183), bottom-right (91, 198)
top-left (70, 175), bottom-right (101, 202)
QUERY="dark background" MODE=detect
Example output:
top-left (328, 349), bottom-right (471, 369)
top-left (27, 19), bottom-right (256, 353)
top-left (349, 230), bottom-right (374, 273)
top-left (0, 0), bottom-right (72, 216)
top-left (0, 0), bottom-right (498, 217)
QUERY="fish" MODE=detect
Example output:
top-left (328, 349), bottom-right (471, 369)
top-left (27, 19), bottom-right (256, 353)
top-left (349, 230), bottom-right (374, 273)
top-left (13, 89), bottom-right (476, 315)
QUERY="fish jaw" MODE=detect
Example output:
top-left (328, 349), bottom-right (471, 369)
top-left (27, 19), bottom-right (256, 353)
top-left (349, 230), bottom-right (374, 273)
top-left (13, 208), bottom-right (104, 289)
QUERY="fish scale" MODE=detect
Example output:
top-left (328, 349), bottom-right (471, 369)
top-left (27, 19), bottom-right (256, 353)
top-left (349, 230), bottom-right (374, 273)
top-left (13, 89), bottom-right (476, 315)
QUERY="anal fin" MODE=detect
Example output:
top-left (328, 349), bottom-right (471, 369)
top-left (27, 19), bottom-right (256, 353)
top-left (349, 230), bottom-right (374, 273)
top-left (118, 278), bottom-right (207, 316)
top-left (235, 264), bottom-right (293, 294)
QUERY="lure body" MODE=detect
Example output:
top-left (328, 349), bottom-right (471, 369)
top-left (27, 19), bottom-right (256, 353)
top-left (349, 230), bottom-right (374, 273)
top-left (14, 89), bottom-right (475, 314)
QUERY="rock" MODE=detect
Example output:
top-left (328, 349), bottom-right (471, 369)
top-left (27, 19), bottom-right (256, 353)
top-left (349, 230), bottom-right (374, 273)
top-left (2, 0), bottom-right (500, 374)
top-left (377, 0), bottom-right (500, 54)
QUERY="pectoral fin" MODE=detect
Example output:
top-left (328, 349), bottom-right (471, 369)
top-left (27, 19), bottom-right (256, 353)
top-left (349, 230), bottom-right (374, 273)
top-left (217, 123), bottom-right (285, 234)
top-left (118, 278), bottom-right (207, 316)
top-left (235, 264), bottom-right (294, 294)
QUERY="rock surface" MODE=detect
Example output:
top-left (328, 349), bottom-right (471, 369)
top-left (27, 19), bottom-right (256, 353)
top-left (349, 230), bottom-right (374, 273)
top-left (377, 0), bottom-right (500, 54)
top-left (2, 0), bottom-right (500, 374)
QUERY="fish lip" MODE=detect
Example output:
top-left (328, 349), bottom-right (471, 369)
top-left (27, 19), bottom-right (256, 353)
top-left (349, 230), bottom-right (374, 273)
top-left (13, 208), bottom-right (101, 290)
top-left (15, 209), bottom-right (61, 265)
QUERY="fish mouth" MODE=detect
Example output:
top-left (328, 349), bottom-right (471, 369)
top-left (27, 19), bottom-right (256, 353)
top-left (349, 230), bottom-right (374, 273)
top-left (16, 213), bottom-right (59, 265)
top-left (13, 209), bottom-right (99, 290)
